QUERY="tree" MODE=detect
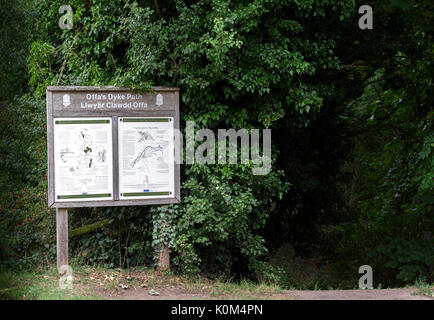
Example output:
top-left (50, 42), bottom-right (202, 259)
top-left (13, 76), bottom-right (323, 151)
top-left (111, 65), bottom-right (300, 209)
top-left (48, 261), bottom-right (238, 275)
top-left (20, 0), bottom-right (354, 275)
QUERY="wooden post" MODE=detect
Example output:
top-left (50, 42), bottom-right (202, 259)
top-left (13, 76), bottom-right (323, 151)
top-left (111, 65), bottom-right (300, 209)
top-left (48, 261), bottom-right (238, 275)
top-left (56, 208), bottom-right (69, 270)
top-left (158, 212), bottom-right (170, 271)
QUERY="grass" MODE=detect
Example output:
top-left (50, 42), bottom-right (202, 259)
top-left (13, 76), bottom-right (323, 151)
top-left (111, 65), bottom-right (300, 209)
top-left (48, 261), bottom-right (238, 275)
top-left (76, 264), bottom-right (289, 300)
top-left (2, 245), bottom-right (432, 300)
top-left (0, 265), bottom-right (102, 300)
top-left (0, 262), bottom-right (289, 300)
top-left (198, 278), bottom-right (286, 300)
top-left (1, 262), bottom-right (432, 300)
top-left (268, 243), bottom-right (356, 290)
top-left (413, 278), bottom-right (434, 298)
top-left (0, 244), bottom-right (339, 300)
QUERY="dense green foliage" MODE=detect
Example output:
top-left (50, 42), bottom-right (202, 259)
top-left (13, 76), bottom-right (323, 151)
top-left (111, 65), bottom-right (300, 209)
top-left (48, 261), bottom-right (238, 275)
top-left (338, 2), bottom-right (434, 284)
top-left (0, 0), bottom-right (33, 99)
top-left (0, 0), bottom-right (432, 287)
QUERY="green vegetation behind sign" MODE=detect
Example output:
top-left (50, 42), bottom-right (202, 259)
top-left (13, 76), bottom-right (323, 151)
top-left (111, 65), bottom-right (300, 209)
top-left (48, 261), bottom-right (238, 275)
top-left (0, 0), bottom-right (432, 287)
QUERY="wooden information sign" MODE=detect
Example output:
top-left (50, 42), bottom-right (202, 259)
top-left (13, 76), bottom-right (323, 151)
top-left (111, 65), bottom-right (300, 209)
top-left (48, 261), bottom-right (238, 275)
top-left (46, 86), bottom-right (180, 270)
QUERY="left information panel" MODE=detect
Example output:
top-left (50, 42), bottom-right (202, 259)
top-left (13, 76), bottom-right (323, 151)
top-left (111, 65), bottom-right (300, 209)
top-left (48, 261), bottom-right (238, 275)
top-left (53, 117), bottom-right (113, 202)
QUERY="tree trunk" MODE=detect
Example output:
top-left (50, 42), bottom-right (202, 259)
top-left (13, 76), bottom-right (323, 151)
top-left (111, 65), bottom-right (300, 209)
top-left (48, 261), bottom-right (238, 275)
top-left (158, 244), bottom-right (170, 271)
top-left (157, 212), bottom-right (170, 271)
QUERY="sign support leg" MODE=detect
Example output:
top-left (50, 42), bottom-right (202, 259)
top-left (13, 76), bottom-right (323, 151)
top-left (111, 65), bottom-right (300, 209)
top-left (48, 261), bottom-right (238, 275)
top-left (56, 208), bottom-right (69, 270)
top-left (159, 245), bottom-right (170, 271)
top-left (158, 212), bottom-right (170, 271)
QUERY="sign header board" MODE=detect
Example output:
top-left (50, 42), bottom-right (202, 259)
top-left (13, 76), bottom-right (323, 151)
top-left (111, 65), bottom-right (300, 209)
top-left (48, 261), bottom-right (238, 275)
top-left (46, 86), bottom-right (180, 208)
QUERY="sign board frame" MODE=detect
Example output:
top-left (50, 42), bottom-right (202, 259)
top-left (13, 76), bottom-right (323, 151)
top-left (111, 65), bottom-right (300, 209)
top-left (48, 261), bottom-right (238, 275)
top-left (46, 86), bottom-right (181, 208)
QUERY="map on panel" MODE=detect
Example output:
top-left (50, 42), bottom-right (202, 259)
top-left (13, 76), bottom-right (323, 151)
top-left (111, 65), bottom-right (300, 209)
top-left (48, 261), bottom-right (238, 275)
top-left (53, 118), bottom-right (113, 201)
top-left (118, 117), bottom-right (174, 200)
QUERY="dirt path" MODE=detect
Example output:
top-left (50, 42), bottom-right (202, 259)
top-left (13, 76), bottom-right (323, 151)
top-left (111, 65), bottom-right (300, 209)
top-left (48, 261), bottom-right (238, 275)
top-left (284, 288), bottom-right (432, 300)
top-left (102, 286), bottom-right (432, 300)
top-left (75, 268), bottom-right (433, 300)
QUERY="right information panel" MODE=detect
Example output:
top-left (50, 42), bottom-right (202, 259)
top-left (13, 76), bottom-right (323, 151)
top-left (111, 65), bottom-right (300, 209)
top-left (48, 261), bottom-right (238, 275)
top-left (118, 117), bottom-right (175, 200)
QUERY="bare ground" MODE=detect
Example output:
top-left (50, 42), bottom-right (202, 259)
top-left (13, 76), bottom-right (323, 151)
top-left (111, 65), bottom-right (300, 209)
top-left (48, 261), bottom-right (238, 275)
top-left (110, 286), bottom-right (432, 300)
top-left (283, 288), bottom-right (432, 300)
top-left (73, 268), bottom-right (433, 300)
